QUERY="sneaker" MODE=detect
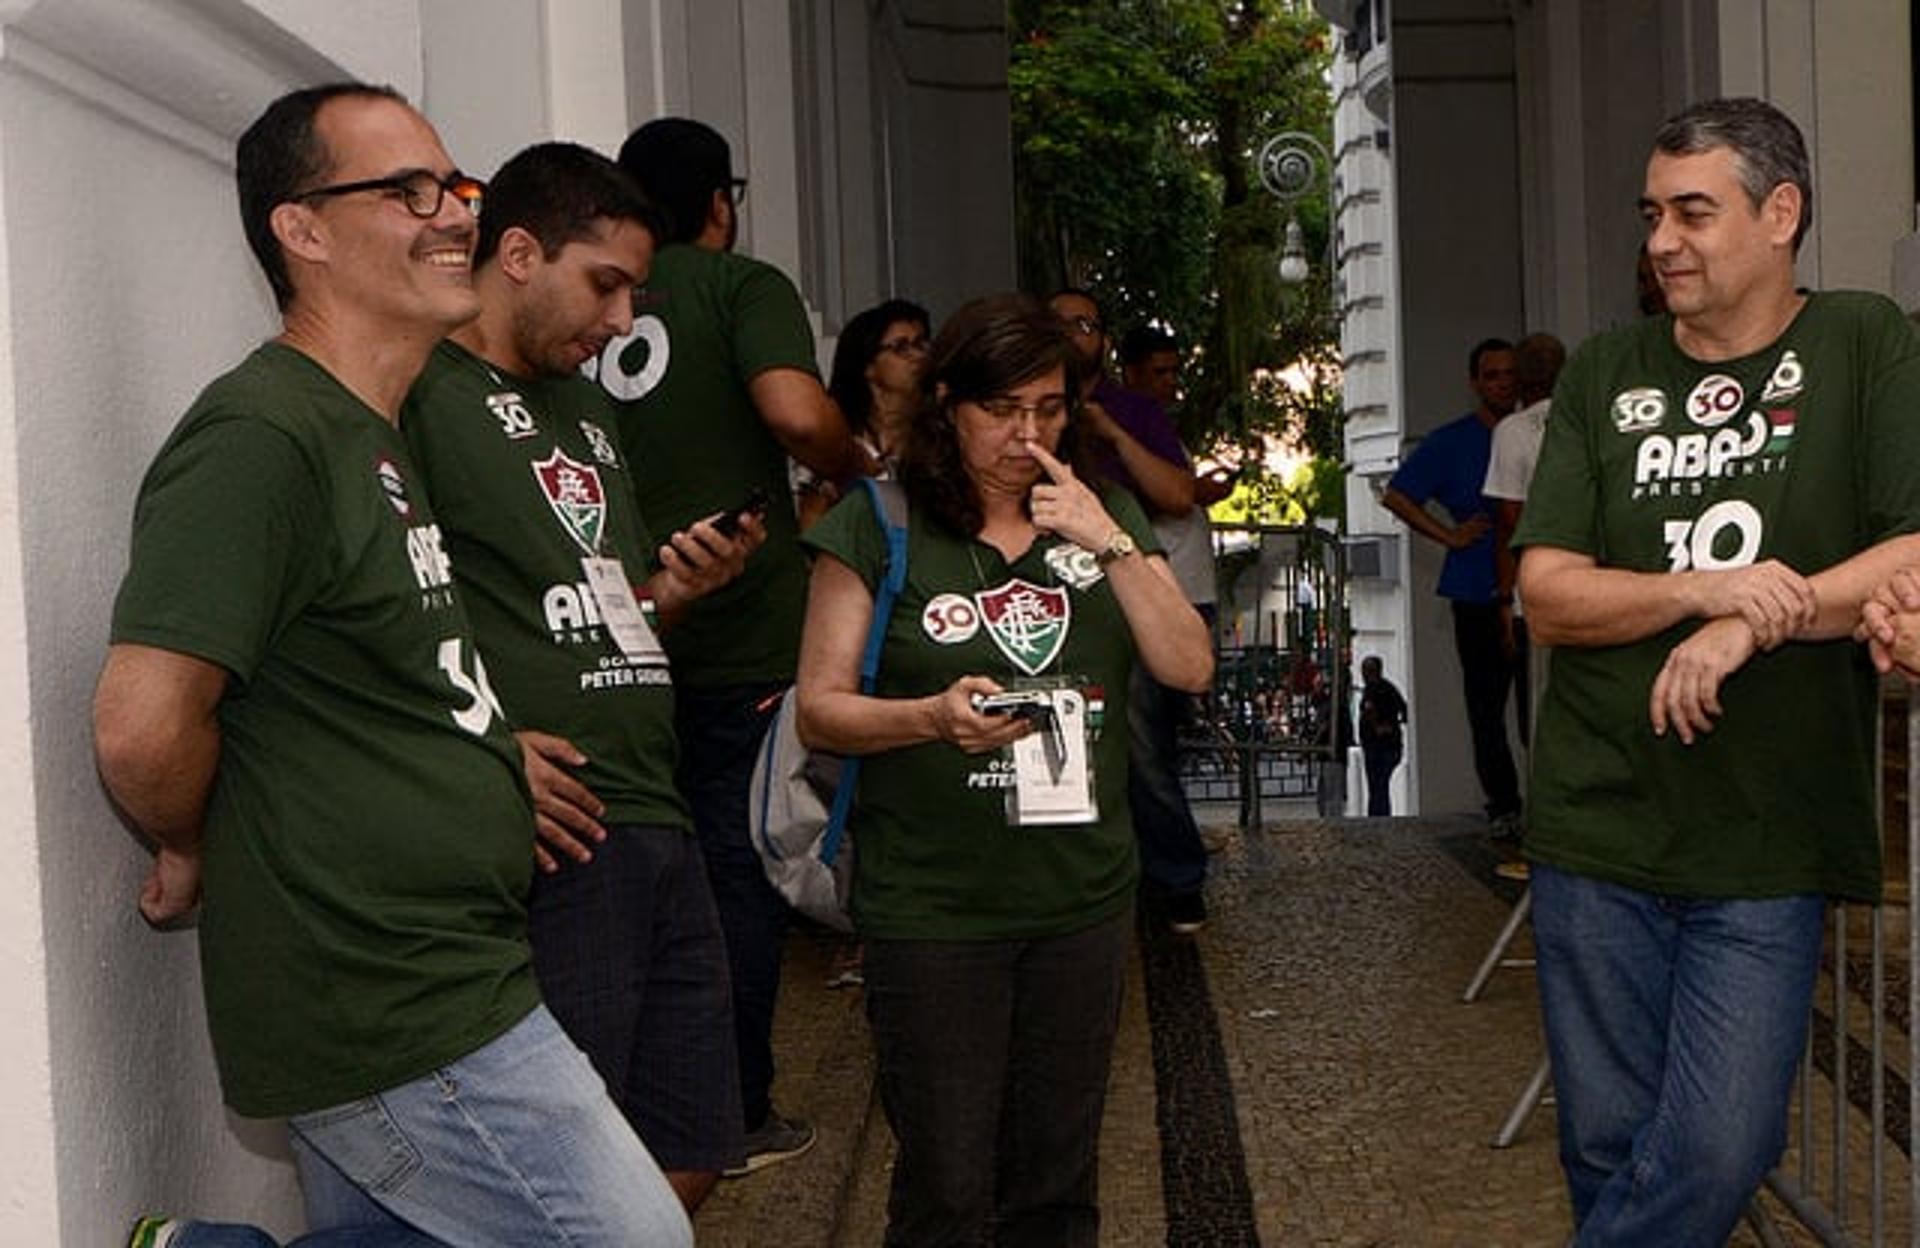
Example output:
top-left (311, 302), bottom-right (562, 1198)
top-left (724, 1109), bottom-right (817, 1177)
top-left (1494, 859), bottom-right (1531, 882)
top-left (825, 944), bottom-right (865, 990)
top-left (1167, 890), bottom-right (1208, 936)
top-left (127, 1218), bottom-right (181, 1248)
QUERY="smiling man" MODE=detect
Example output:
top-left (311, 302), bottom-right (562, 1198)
top-left (95, 89), bottom-right (690, 1245)
top-left (1515, 97), bottom-right (1920, 1245)
top-left (402, 141), bottom-right (762, 1213)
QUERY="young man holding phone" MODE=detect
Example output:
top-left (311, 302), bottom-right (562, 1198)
top-left (402, 142), bottom-right (762, 1210)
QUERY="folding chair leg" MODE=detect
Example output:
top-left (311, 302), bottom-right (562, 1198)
top-left (1491, 1055), bottom-right (1552, 1149)
top-left (1463, 885), bottom-right (1533, 1003)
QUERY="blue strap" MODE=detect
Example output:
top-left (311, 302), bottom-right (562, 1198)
top-left (821, 477), bottom-right (908, 867)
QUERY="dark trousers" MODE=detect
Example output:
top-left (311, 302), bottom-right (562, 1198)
top-left (675, 681), bottom-right (790, 1129)
top-left (864, 908), bottom-right (1132, 1248)
top-left (1127, 667), bottom-right (1208, 896)
top-left (1361, 741), bottom-right (1402, 816)
top-left (1450, 601), bottom-right (1525, 819)
top-left (528, 822), bottom-right (744, 1172)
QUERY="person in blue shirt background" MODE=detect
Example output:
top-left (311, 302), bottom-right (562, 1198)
top-left (1382, 338), bottom-right (1525, 835)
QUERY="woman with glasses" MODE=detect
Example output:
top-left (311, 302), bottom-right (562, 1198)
top-left (794, 293), bottom-right (1212, 1247)
top-left (826, 297), bottom-right (932, 472)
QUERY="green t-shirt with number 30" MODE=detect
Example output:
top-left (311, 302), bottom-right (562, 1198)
top-left (110, 344), bottom-right (540, 1117)
top-left (1515, 292), bottom-right (1920, 903)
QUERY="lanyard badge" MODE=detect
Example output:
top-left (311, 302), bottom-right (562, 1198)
top-left (1003, 686), bottom-right (1096, 825)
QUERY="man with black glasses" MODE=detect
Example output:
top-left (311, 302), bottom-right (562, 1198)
top-left (98, 85), bottom-right (690, 1245)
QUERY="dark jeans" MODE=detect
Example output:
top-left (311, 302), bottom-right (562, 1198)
top-left (864, 908), bottom-right (1132, 1248)
top-left (1450, 601), bottom-right (1525, 819)
top-left (1532, 865), bottom-right (1824, 1245)
top-left (1127, 667), bottom-right (1208, 896)
top-left (1362, 741), bottom-right (1402, 816)
top-left (528, 822), bottom-right (744, 1172)
top-left (675, 681), bottom-right (790, 1130)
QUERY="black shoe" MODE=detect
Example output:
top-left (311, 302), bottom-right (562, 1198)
top-left (723, 1109), bottom-right (817, 1178)
top-left (1167, 890), bottom-right (1208, 936)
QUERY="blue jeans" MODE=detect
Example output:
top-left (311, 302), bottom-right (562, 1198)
top-left (675, 681), bottom-right (791, 1129)
top-left (1127, 667), bottom-right (1207, 895)
top-left (167, 1009), bottom-right (687, 1246)
top-left (1531, 864), bottom-right (1824, 1247)
top-left (170, 1224), bottom-right (433, 1247)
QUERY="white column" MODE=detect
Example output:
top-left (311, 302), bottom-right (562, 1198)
top-left (543, 0), bottom-right (630, 156)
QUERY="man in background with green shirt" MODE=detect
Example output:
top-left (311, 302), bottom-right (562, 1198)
top-left (404, 141), bottom-right (766, 1212)
top-left (96, 86), bottom-right (689, 1244)
top-left (592, 117), bottom-right (860, 1171)
top-left (1515, 97), bottom-right (1920, 1245)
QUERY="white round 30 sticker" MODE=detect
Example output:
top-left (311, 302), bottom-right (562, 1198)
top-left (922, 593), bottom-right (979, 644)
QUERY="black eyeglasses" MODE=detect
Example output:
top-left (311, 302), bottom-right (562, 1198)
top-left (729, 177), bottom-right (749, 207)
top-left (292, 168), bottom-right (485, 219)
top-left (1066, 315), bottom-right (1102, 337)
top-left (976, 395), bottom-right (1071, 424)
top-left (878, 335), bottom-right (930, 358)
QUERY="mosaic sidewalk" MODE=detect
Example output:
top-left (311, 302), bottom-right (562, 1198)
top-left (696, 816), bottom-right (1863, 1245)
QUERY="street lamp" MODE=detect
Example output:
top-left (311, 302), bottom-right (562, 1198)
top-left (1258, 131), bottom-right (1330, 285)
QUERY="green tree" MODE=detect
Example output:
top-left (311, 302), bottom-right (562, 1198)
top-left (1009, 0), bottom-right (1338, 519)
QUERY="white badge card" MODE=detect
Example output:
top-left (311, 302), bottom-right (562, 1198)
top-left (1006, 688), bottom-right (1097, 826)
top-left (582, 556), bottom-right (666, 663)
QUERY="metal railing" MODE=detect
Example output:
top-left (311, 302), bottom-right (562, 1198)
top-left (1758, 691), bottom-right (1918, 1245)
top-left (1179, 523), bottom-right (1349, 827)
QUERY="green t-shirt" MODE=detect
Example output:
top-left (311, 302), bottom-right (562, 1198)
top-left (1514, 291), bottom-right (1920, 902)
top-left (402, 341), bottom-right (688, 828)
top-left (802, 486), bottom-right (1160, 940)
top-left (109, 343), bottom-right (540, 1116)
top-left (589, 244), bottom-right (819, 688)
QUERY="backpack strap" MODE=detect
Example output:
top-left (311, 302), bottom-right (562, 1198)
top-left (857, 478), bottom-right (909, 693)
top-left (821, 477), bottom-right (910, 865)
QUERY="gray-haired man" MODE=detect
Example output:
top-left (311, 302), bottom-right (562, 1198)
top-left (1517, 97), bottom-right (1920, 1244)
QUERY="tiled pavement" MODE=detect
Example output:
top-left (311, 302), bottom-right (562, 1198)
top-left (692, 813), bottom-right (1883, 1245)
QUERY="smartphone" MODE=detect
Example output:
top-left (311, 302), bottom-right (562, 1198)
top-left (712, 486), bottom-right (771, 537)
top-left (971, 690), bottom-right (1053, 720)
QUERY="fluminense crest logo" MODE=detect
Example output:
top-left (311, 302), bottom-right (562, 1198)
top-left (531, 449), bottom-right (607, 555)
top-left (974, 578), bottom-right (1071, 676)
top-left (1611, 387), bottom-right (1667, 433)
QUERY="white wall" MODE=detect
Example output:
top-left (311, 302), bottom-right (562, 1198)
top-left (0, 4), bottom-right (427, 1241)
top-left (1806, 4), bottom-right (1911, 296)
top-left (1386, 0), bottom-right (1525, 817)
